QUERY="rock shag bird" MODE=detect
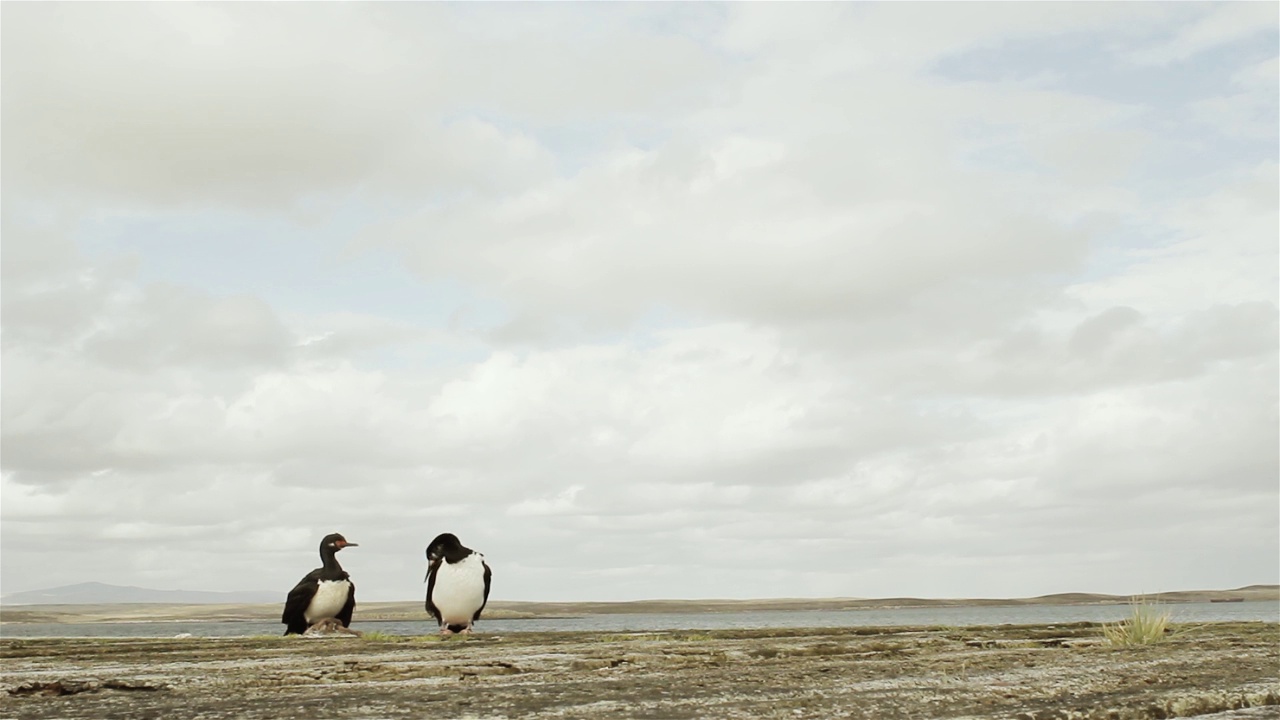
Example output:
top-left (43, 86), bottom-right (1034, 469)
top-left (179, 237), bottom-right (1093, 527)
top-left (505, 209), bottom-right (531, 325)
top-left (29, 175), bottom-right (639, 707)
top-left (282, 533), bottom-right (357, 636)
top-left (425, 532), bottom-right (491, 635)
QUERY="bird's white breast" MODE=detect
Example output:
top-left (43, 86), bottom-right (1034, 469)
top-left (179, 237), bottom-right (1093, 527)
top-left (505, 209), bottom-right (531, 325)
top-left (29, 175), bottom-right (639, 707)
top-left (431, 554), bottom-right (486, 624)
top-left (305, 579), bottom-right (351, 624)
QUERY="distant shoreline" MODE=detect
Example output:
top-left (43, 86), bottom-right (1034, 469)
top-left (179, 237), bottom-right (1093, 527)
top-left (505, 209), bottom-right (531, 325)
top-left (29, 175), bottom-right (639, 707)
top-left (2, 585), bottom-right (1275, 624)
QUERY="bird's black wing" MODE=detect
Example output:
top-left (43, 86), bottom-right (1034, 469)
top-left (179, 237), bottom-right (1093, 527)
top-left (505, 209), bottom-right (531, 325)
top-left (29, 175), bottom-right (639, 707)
top-left (282, 569), bottom-right (322, 635)
top-left (473, 559), bottom-right (492, 622)
top-left (424, 557), bottom-right (442, 625)
top-left (336, 577), bottom-right (356, 628)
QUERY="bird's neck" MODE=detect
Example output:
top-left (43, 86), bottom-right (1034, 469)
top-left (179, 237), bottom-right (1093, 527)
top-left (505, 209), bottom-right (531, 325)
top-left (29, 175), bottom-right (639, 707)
top-left (320, 548), bottom-right (345, 576)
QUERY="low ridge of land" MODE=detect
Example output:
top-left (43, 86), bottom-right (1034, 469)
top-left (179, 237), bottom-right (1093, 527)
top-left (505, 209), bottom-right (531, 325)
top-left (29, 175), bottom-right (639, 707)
top-left (1, 585), bottom-right (1275, 625)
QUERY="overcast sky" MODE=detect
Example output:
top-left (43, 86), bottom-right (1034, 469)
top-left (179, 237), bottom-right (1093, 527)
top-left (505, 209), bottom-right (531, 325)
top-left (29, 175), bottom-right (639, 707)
top-left (2, 3), bottom-right (1277, 604)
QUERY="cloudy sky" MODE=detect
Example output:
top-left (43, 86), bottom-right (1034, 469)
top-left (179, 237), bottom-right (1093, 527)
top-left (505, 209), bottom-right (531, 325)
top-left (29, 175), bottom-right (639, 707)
top-left (2, 3), bottom-right (1277, 604)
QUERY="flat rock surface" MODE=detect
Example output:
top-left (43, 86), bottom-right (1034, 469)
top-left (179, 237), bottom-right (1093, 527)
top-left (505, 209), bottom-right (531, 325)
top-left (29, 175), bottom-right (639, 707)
top-left (2, 622), bottom-right (1277, 719)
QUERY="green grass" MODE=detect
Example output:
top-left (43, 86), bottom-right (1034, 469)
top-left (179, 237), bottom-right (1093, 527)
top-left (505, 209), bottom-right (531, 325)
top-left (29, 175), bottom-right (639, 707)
top-left (1102, 598), bottom-right (1172, 646)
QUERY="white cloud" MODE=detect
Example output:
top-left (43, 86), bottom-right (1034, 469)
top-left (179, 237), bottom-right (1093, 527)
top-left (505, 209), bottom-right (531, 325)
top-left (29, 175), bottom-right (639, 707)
top-left (1, 3), bottom-right (721, 211)
top-left (1127, 2), bottom-right (1278, 66)
top-left (508, 486), bottom-right (585, 517)
top-left (1066, 162), bottom-right (1278, 319)
top-left (2, 3), bottom-right (1275, 602)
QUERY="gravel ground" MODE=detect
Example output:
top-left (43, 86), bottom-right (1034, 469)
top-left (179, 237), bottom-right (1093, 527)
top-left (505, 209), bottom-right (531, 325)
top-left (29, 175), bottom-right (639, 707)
top-left (2, 621), bottom-right (1277, 719)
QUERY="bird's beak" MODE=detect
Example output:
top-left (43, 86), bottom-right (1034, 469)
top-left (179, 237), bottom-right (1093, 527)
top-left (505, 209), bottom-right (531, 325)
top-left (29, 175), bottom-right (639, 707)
top-left (341, 541), bottom-right (358, 548)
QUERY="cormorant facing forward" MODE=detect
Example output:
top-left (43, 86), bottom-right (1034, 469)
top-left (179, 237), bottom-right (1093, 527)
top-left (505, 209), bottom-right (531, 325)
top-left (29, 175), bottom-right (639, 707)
top-left (425, 532), bottom-right (491, 635)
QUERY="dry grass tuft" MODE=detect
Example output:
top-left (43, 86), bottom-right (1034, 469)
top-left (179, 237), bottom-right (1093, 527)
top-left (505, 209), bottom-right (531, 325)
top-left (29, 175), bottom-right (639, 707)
top-left (1102, 597), bottom-right (1172, 646)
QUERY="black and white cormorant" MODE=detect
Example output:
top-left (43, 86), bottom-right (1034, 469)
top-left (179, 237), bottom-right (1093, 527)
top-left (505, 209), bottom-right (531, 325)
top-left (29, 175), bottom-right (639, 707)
top-left (282, 533), bottom-right (358, 636)
top-left (425, 532), bottom-right (491, 635)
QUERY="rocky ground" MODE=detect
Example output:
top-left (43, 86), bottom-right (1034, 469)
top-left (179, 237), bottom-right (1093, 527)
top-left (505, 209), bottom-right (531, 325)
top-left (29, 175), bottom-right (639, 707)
top-left (2, 622), bottom-right (1277, 719)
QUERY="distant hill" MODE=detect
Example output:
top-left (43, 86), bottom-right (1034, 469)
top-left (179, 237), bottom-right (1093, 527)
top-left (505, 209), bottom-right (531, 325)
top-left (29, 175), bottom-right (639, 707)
top-left (2, 582), bottom-right (1275, 619)
top-left (0, 582), bottom-right (279, 606)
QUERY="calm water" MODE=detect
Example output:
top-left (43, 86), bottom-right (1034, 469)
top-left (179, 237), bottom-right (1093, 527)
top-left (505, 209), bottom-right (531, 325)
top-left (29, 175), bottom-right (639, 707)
top-left (2, 601), bottom-right (1276, 639)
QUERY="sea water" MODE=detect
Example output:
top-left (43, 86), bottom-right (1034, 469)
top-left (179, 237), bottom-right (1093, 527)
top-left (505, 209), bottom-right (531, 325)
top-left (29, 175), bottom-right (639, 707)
top-left (1, 601), bottom-right (1276, 639)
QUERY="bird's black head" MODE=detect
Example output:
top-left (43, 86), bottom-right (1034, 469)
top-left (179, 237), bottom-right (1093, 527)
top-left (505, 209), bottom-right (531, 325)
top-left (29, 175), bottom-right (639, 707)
top-left (320, 533), bottom-right (358, 552)
top-left (426, 533), bottom-right (464, 562)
